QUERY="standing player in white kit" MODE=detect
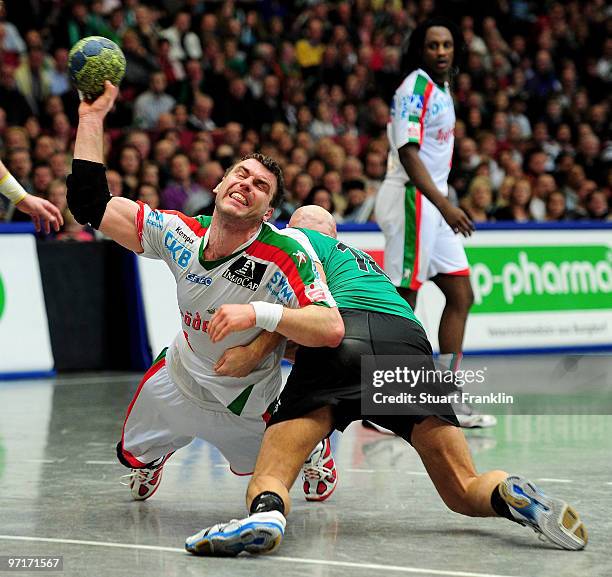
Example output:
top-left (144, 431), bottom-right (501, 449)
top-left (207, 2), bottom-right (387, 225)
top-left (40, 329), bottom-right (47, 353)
top-left (66, 82), bottom-right (342, 504)
top-left (375, 18), bottom-right (494, 428)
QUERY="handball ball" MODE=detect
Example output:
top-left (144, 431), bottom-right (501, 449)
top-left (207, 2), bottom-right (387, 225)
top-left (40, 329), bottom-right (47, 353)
top-left (68, 36), bottom-right (126, 101)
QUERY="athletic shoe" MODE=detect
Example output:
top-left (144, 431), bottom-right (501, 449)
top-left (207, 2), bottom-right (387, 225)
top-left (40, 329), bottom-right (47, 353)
top-left (185, 511), bottom-right (286, 556)
top-left (500, 475), bottom-right (588, 550)
top-left (120, 464), bottom-right (165, 501)
top-left (302, 437), bottom-right (337, 501)
top-left (453, 401), bottom-right (497, 428)
top-left (361, 420), bottom-right (396, 435)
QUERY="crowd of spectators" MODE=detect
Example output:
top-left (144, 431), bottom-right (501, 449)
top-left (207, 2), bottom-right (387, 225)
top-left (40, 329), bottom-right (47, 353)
top-left (0, 0), bottom-right (610, 241)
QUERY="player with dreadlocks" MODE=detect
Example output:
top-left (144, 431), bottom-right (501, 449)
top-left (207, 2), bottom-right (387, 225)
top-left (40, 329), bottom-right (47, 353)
top-left (375, 18), bottom-right (494, 428)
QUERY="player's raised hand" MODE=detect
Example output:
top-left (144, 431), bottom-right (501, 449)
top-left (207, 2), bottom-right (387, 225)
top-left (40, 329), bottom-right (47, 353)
top-left (208, 304), bottom-right (256, 343)
top-left (78, 81), bottom-right (119, 121)
top-left (16, 194), bottom-right (64, 234)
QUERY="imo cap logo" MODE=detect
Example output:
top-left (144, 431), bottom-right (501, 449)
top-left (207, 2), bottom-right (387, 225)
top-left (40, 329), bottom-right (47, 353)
top-left (222, 256), bottom-right (267, 291)
top-left (0, 272), bottom-right (5, 321)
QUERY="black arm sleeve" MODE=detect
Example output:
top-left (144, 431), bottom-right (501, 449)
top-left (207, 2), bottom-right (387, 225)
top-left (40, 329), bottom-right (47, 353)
top-left (66, 159), bottom-right (111, 229)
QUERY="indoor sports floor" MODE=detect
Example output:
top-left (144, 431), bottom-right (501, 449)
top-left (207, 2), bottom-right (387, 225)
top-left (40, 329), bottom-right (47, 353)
top-left (1, 358), bottom-right (610, 577)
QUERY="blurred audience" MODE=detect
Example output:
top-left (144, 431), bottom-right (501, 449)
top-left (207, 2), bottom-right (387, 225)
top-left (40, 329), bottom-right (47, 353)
top-left (0, 0), bottom-right (609, 237)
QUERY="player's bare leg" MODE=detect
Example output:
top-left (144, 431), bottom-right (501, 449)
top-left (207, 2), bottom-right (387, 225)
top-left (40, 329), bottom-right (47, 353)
top-left (396, 286), bottom-right (417, 309)
top-left (431, 274), bottom-right (473, 354)
top-left (397, 277), bottom-right (472, 353)
top-left (411, 416), bottom-right (506, 515)
top-left (186, 406), bottom-right (334, 556)
top-left (411, 416), bottom-right (587, 549)
top-left (384, 281), bottom-right (494, 431)
top-left (431, 274), bottom-right (496, 428)
top-left (247, 405), bottom-right (334, 514)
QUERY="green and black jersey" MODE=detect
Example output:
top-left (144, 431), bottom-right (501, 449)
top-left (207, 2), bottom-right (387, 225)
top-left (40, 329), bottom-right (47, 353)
top-left (283, 227), bottom-right (420, 324)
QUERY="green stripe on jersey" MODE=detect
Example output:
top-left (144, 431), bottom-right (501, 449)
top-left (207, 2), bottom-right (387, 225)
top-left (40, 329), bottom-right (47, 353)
top-left (195, 215), bottom-right (242, 270)
top-left (298, 229), bottom-right (419, 323)
top-left (198, 245), bottom-right (239, 270)
top-left (152, 347), bottom-right (168, 365)
top-left (414, 74), bottom-right (429, 97)
top-left (257, 224), bottom-right (319, 287)
top-left (227, 384), bottom-right (255, 416)
top-left (195, 215), bottom-right (212, 228)
top-left (193, 215), bottom-right (240, 270)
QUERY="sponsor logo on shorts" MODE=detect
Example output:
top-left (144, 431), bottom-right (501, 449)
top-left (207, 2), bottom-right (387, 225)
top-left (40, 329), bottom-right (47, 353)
top-left (266, 271), bottom-right (295, 305)
top-left (186, 273), bottom-right (213, 286)
top-left (146, 210), bottom-right (163, 230)
top-left (222, 256), bottom-right (267, 291)
top-left (164, 231), bottom-right (193, 268)
top-left (305, 283), bottom-right (327, 303)
top-left (175, 226), bottom-right (195, 245)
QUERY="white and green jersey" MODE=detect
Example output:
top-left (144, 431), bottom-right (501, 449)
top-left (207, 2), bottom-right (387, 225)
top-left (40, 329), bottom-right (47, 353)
top-left (385, 68), bottom-right (455, 194)
top-left (136, 202), bottom-right (335, 418)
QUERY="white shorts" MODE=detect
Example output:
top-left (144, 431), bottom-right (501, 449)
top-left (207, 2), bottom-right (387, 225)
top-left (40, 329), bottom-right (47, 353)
top-left (376, 182), bottom-right (469, 289)
top-left (118, 353), bottom-right (266, 475)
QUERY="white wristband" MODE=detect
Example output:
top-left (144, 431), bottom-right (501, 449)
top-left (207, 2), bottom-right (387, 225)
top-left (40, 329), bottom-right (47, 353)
top-left (0, 173), bottom-right (27, 205)
top-left (251, 301), bottom-right (284, 332)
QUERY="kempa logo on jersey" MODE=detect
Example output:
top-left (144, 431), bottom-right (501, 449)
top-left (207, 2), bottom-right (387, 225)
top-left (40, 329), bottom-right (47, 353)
top-left (164, 231), bottom-right (193, 268)
top-left (266, 271), bottom-right (294, 305)
top-left (186, 273), bottom-right (213, 286)
top-left (468, 245), bottom-right (612, 313)
top-left (174, 226), bottom-right (195, 244)
top-left (222, 256), bottom-right (267, 291)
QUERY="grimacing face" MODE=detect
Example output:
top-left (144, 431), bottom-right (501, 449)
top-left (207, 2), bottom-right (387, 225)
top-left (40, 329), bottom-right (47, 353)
top-left (214, 158), bottom-right (277, 223)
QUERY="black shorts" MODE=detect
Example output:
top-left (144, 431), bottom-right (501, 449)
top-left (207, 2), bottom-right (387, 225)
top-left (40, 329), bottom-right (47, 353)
top-left (267, 309), bottom-right (458, 443)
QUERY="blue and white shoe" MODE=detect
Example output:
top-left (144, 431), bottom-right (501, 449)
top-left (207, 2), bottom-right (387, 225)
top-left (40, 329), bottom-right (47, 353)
top-left (500, 475), bottom-right (587, 550)
top-left (185, 511), bottom-right (286, 556)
